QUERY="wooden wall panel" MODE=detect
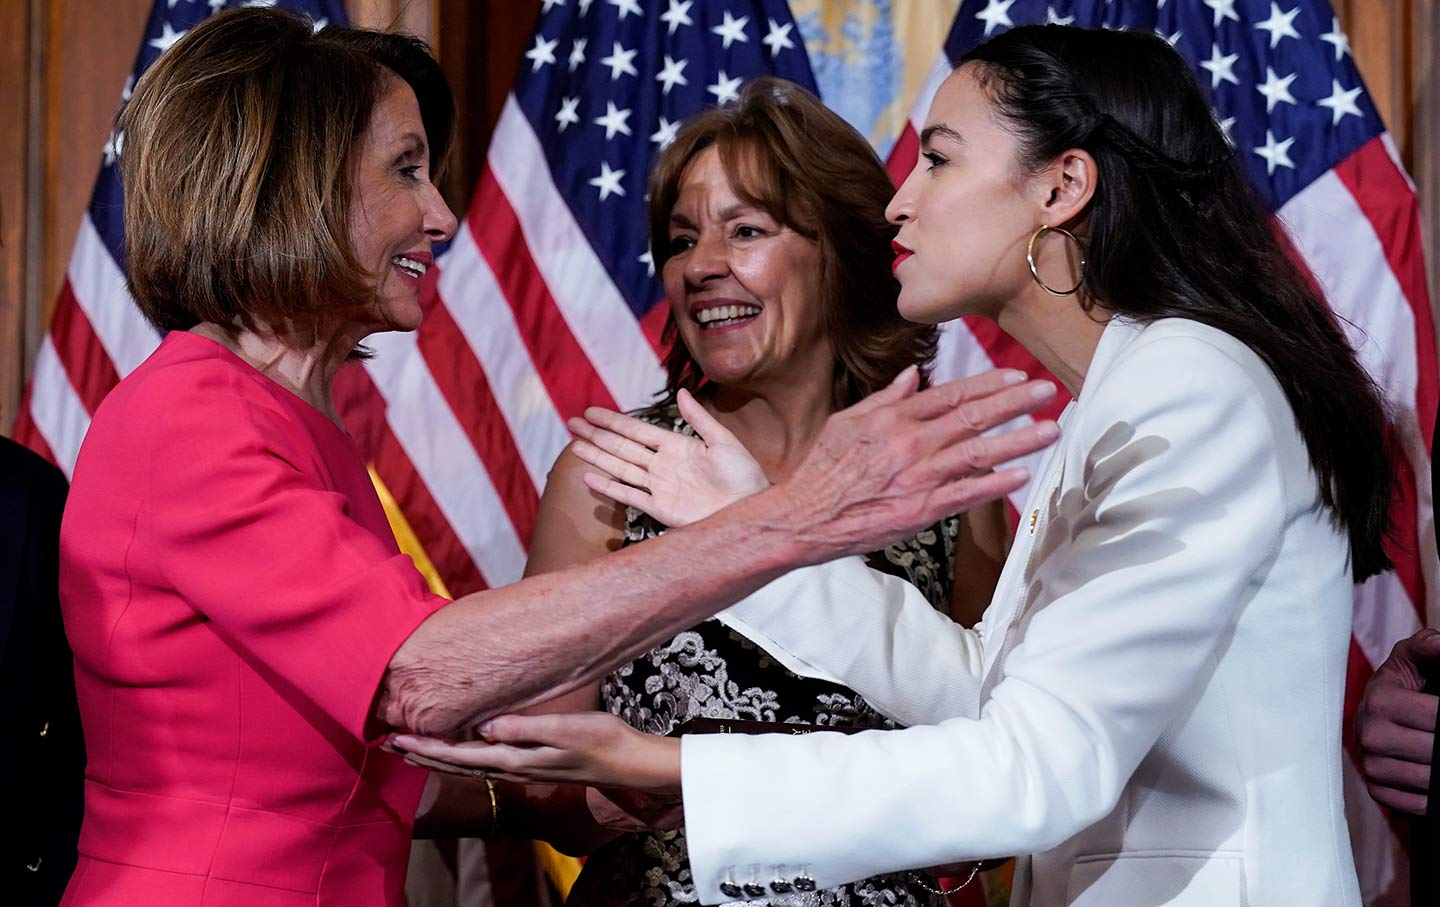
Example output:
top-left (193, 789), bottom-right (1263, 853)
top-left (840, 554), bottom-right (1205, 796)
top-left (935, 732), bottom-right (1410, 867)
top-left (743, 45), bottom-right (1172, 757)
top-left (40, 0), bottom-right (150, 325)
top-left (0, 0), bottom-right (34, 431)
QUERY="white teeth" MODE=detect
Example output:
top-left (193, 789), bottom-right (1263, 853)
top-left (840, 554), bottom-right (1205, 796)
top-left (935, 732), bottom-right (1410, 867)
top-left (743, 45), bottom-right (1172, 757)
top-left (695, 304), bottom-right (761, 325)
top-left (391, 255), bottom-right (428, 278)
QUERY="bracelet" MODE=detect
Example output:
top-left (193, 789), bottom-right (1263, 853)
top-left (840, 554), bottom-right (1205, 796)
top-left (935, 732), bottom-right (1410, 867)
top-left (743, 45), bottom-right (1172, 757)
top-left (909, 862), bottom-right (980, 895)
top-left (483, 776), bottom-right (500, 837)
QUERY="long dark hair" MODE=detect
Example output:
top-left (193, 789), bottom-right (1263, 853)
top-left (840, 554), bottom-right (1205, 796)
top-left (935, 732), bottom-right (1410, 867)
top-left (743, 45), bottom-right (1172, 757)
top-left (961, 25), bottom-right (1393, 581)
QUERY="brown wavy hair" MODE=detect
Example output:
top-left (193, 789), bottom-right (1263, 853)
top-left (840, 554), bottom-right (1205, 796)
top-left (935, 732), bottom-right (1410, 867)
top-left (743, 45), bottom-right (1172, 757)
top-left (119, 7), bottom-right (453, 333)
top-left (646, 77), bottom-right (937, 409)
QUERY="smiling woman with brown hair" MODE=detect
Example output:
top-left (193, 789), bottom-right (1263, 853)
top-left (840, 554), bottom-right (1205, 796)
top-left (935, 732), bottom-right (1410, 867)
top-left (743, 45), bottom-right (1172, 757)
top-left (495, 77), bottom-right (1011, 907)
top-left (56, 8), bottom-right (1058, 906)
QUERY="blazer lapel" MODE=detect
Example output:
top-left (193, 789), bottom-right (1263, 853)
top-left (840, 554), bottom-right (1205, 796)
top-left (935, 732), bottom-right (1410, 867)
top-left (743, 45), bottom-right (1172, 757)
top-left (976, 317), bottom-right (1145, 689)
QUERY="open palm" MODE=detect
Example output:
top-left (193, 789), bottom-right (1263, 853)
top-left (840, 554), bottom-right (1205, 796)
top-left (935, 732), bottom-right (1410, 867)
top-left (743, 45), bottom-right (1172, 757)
top-left (568, 389), bottom-right (769, 527)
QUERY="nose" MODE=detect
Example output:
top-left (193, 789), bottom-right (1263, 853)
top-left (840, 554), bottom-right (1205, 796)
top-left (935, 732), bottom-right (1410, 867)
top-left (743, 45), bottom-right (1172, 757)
top-left (885, 166), bottom-right (920, 225)
top-left (683, 229), bottom-right (729, 287)
top-left (422, 181), bottom-right (458, 244)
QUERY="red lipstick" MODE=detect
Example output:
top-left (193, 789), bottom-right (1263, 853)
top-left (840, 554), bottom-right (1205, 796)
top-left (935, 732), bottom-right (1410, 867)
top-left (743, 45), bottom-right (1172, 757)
top-left (891, 240), bottom-right (913, 274)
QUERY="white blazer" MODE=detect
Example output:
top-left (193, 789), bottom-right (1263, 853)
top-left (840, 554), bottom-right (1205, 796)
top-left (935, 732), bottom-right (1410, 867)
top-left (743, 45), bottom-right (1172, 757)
top-left (681, 316), bottom-right (1363, 907)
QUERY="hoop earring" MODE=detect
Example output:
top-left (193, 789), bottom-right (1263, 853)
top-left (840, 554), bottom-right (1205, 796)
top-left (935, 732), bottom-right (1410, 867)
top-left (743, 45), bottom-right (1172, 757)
top-left (1026, 224), bottom-right (1086, 296)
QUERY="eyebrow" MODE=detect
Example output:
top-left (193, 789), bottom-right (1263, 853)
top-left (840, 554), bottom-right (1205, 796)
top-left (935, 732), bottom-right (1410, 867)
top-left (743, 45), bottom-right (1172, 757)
top-left (396, 132), bottom-right (428, 157)
top-left (668, 203), bottom-right (762, 229)
top-left (920, 124), bottom-right (965, 148)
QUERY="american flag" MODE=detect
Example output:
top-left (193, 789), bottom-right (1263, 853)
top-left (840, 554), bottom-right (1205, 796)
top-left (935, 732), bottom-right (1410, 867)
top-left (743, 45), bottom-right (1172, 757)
top-left (12, 0), bottom-right (1433, 904)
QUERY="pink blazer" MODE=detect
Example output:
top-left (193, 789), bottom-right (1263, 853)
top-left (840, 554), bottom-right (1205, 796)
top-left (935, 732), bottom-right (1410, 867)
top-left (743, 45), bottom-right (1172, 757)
top-left (60, 332), bottom-right (446, 906)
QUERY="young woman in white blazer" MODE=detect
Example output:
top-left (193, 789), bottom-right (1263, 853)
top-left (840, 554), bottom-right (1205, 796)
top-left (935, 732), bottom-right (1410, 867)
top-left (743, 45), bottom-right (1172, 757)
top-left (391, 25), bottom-right (1395, 907)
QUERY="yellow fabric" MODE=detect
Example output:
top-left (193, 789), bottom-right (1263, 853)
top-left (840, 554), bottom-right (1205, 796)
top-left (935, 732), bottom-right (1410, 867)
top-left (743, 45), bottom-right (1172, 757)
top-left (535, 842), bottom-right (584, 900)
top-left (368, 465), bottom-right (585, 900)
top-left (369, 465), bottom-right (452, 600)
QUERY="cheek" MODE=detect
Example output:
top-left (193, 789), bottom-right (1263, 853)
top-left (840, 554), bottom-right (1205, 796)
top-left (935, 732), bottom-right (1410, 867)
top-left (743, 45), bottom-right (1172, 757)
top-left (661, 262), bottom-right (687, 303)
top-left (734, 244), bottom-right (817, 310)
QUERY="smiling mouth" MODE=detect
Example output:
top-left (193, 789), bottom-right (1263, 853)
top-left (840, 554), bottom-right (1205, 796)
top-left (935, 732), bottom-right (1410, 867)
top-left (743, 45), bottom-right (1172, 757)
top-left (695, 304), bottom-right (762, 330)
top-left (391, 255), bottom-right (429, 280)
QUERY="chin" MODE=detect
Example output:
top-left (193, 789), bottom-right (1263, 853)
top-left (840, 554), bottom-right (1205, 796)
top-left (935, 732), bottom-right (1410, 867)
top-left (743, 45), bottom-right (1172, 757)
top-left (896, 288), bottom-right (961, 326)
top-left (379, 298), bottom-right (424, 333)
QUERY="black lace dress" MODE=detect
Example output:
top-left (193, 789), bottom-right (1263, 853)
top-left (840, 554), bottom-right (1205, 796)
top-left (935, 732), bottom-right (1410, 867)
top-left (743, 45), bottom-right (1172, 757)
top-left (565, 403), bottom-right (957, 907)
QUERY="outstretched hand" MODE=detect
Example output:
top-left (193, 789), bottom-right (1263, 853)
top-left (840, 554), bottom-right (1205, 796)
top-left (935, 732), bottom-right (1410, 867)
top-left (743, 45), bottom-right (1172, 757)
top-left (568, 388), bottom-right (769, 527)
top-left (572, 367), bottom-right (1059, 554)
top-left (389, 712), bottom-right (684, 793)
top-left (772, 366), bottom-right (1058, 561)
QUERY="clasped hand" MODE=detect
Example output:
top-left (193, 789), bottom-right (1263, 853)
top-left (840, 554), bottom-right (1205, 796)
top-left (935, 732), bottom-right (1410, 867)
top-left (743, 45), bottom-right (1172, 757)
top-left (390, 711), bottom-right (682, 791)
top-left (1355, 627), bottom-right (1440, 815)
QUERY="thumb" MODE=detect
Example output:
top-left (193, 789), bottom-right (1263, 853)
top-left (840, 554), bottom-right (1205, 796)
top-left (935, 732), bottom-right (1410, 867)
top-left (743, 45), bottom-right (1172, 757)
top-left (677, 389), bottom-right (737, 446)
top-left (1411, 627), bottom-right (1440, 662)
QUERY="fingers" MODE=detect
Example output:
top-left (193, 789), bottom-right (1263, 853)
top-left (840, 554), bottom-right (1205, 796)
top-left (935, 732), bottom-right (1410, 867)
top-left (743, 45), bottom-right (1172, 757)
top-left (1360, 753), bottom-right (1432, 794)
top-left (922, 420), bottom-right (1060, 484)
top-left (928, 467), bottom-right (1033, 517)
top-left (581, 472), bottom-right (653, 511)
top-left (1365, 783), bottom-right (1429, 817)
top-left (391, 731), bottom-right (563, 782)
top-left (400, 749), bottom-right (478, 777)
top-left (571, 439), bottom-right (652, 489)
top-left (899, 369), bottom-right (1037, 422)
top-left (926, 382), bottom-right (1059, 447)
top-left (676, 389), bottom-right (737, 445)
top-left (568, 419), bottom-right (658, 472)
top-left (574, 407), bottom-right (674, 449)
top-left (1356, 719), bottom-right (1436, 764)
top-left (844, 364), bottom-right (920, 417)
top-left (1365, 686), bottom-right (1440, 732)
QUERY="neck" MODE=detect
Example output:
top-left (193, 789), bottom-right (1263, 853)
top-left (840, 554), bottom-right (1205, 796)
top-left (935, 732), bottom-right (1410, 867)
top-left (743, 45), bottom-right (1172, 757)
top-left (191, 318), bottom-right (364, 424)
top-left (997, 284), bottom-right (1111, 398)
top-left (702, 366), bottom-right (836, 484)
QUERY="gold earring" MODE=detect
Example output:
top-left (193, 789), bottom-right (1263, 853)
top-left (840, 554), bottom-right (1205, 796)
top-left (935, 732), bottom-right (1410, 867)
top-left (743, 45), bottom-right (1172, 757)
top-left (1026, 224), bottom-right (1086, 296)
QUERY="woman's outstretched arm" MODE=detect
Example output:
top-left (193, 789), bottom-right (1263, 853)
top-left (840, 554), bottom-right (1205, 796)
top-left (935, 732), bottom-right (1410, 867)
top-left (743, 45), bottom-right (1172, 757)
top-left (376, 370), bottom-right (1057, 736)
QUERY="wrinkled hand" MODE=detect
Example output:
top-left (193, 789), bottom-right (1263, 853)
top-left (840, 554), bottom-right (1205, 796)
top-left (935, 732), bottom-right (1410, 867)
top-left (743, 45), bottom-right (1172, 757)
top-left (773, 366), bottom-right (1058, 561)
top-left (1355, 628), bottom-right (1440, 815)
top-left (569, 388), bottom-right (769, 527)
top-left (389, 712), bottom-right (683, 793)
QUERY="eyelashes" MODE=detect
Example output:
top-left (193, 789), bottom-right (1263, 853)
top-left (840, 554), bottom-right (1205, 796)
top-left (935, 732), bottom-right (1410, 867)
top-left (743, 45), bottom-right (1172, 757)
top-left (666, 224), bottom-right (767, 253)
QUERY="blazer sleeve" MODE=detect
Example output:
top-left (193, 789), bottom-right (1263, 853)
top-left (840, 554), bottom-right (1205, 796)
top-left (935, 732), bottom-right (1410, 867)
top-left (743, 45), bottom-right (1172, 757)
top-left (681, 335), bottom-right (1292, 903)
top-left (139, 378), bottom-right (446, 744)
top-left (720, 558), bottom-right (986, 724)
